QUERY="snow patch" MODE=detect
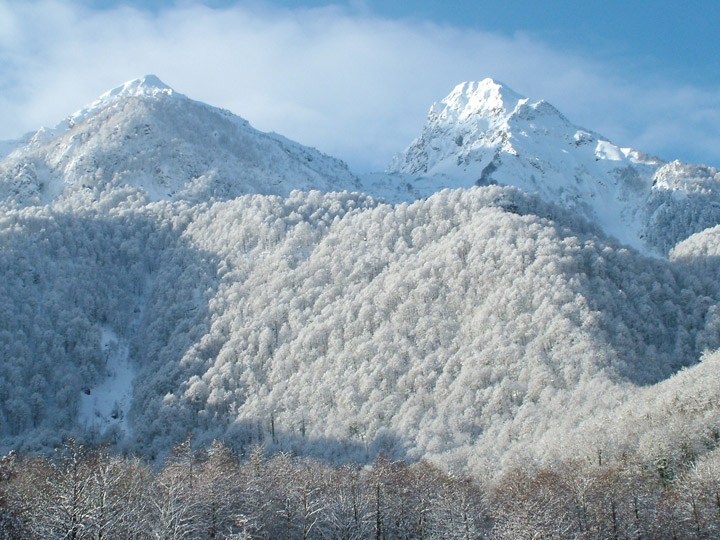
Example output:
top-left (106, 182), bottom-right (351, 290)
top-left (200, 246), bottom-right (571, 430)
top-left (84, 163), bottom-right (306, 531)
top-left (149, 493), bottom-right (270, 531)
top-left (594, 140), bottom-right (624, 161)
top-left (0, 134), bottom-right (32, 159)
top-left (78, 327), bottom-right (135, 436)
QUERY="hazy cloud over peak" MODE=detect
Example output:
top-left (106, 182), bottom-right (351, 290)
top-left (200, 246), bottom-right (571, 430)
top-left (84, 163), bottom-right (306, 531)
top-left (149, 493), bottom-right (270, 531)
top-left (2, 0), bottom-right (719, 171)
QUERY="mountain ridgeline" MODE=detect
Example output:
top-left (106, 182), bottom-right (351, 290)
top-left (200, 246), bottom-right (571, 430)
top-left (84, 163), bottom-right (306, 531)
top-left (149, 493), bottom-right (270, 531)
top-left (2, 76), bottom-right (720, 480)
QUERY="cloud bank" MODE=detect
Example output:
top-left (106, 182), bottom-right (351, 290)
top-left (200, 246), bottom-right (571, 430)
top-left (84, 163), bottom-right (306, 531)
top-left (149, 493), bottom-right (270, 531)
top-left (2, 0), bottom-right (720, 171)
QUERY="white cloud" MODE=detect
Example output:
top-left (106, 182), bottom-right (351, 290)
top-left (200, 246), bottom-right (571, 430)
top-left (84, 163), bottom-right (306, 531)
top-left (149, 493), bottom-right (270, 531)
top-left (1, 0), bottom-right (719, 171)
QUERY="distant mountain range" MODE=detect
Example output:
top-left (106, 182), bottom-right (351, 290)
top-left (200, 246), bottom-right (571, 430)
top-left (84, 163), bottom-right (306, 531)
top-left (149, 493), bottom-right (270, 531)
top-left (2, 76), bottom-right (720, 479)
top-left (6, 76), bottom-right (720, 255)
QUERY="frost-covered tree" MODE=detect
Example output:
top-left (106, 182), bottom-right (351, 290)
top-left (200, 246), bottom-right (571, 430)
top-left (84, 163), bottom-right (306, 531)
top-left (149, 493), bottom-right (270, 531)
top-left (3, 184), bottom-right (720, 476)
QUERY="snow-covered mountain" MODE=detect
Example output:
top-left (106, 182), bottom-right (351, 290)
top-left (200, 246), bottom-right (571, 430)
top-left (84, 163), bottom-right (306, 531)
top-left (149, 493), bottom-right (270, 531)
top-left (3, 75), bottom-right (720, 483)
top-left (378, 79), bottom-right (720, 254)
top-left (0, 75), bottom-right (360, 205)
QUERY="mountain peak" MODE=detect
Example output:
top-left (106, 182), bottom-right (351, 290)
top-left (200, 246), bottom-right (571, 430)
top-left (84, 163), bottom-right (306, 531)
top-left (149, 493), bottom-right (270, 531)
top-left (67, 75), bottom-right (181, 127)
top-left (388, 79), bottom-right (529, 175)
top-left (387, 79), bottom-right (668, 252)
top-left (101, 74), bottom-right (176, 100)
top-left (431, 79), bottom-right (527, 123)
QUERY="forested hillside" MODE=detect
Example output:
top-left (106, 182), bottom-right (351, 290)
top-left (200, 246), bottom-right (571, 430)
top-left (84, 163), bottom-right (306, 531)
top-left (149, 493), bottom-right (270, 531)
top-left (2, 182), bottom-right (720, 478)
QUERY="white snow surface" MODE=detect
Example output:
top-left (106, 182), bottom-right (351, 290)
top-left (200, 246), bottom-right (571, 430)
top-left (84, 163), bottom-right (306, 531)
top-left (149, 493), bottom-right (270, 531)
top-left (0, 136), bottom-right (25, 159)
top-left (78, 327), bottom-right (135, 436)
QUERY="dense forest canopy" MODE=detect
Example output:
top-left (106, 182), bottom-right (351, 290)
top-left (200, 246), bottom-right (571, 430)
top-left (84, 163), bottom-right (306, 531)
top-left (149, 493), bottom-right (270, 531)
top-left (2, 183), bottom-right (720, 480)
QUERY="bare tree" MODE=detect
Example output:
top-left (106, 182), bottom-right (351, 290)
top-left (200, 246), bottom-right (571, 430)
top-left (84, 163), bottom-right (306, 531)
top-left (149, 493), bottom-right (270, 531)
top-left (0, 451), bottom-right (32, 540)
top-left (322, 464), bottom-right (372, 540)
top-left (149, 438), bottom-right (199, 540)
top-left (194, 440), bottom-right (242, 539)
top-left (89, 450), bottom-right (153, 540)
top-left (23, 439), bottom-right (95, 540)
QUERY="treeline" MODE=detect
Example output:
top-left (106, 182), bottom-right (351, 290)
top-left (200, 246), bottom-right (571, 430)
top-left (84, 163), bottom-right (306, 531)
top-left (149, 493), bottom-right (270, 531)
top-left (3, 439), bottom-right (720, 539)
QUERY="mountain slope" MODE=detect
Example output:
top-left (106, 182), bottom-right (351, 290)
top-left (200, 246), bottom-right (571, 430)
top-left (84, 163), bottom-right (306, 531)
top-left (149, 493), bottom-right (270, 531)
top-left (0, 75), bottom-right (360, 206)
top-left (2, 184), bottom-right (719, 475)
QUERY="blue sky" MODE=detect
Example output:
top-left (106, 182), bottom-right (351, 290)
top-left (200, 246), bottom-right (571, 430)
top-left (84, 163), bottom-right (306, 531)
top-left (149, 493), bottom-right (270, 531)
top-left (2, 0), bottom-right (720, 171)
top-left (116, 0), bottom-right (720, 85)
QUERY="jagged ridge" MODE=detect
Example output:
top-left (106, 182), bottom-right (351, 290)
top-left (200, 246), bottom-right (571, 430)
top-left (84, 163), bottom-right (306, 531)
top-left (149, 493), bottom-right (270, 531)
top-left (378, 78), bottom-right (720, 255)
